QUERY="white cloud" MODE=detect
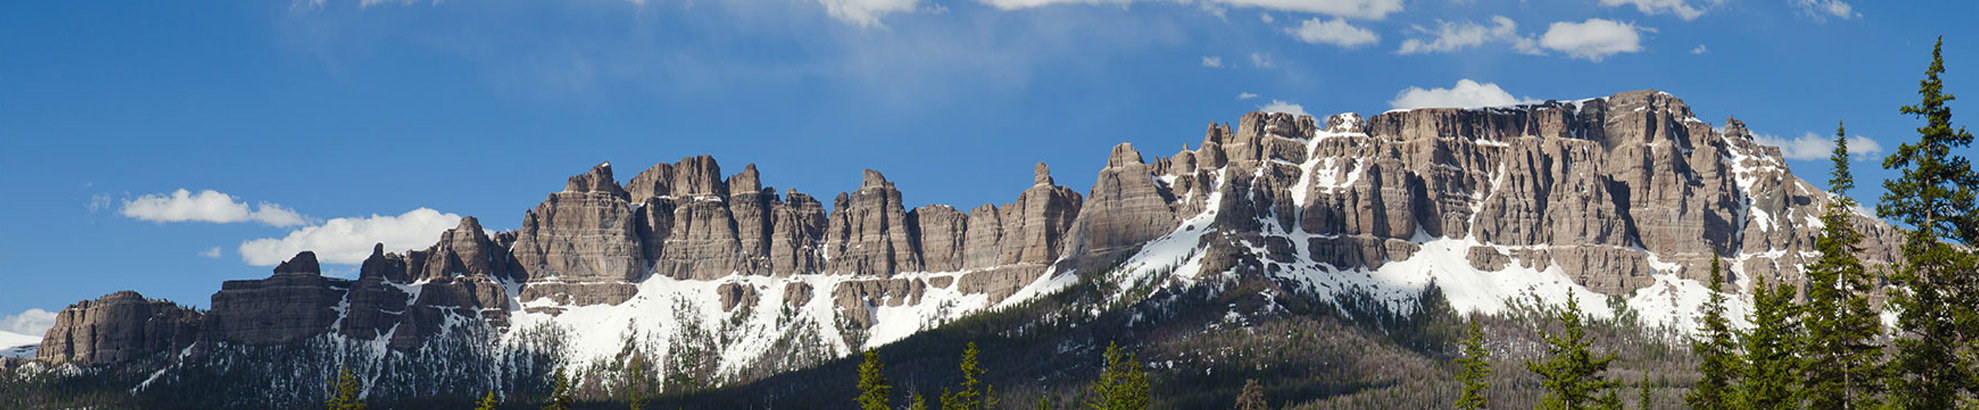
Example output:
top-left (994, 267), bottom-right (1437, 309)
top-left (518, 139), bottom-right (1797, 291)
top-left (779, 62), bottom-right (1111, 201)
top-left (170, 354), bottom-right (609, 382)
top-left (1202, 56), bottom-right (1225, 68)
top-left (1691, 44), bottom-right (1708, 54)
top-left (201, 247), bottom-right (224, 258)
top-left (1210, 0), bottom-right (1402, 19)
top-left (1237, 92), bottom-right (1260, 100)
top-left (1397, 16), bottom-right (1529, 54)
top-left (1249, 52), bottom-right (1274, 68)
top-left (1753, 131), bottom-right (1885, 161)
top-left (1793, 0), bottom-right (1859, 21)
top-left (819, 0), bottom-right (924, 28)
top-left (1388, 79), bottom-right (1536, 110)
top-left (238, 208), bottom-right (462, 266)
top-left (1538, 19), bottom-right (1644, 62)
top-left (120, 189), bottom-right (309, 227)
top-left (978, 0), bottom-right (1400, 19)
top-left (1598, 0), bottom-right (1716, 21)
top-left (1259, 100), bottom-right (1309, 116)
top-left (1, 309), bottom-right (56, 337)
top-left (1288, 18), bottom-right (1380, 49)
top-left (1259, 13), bottom-right (1274, 23)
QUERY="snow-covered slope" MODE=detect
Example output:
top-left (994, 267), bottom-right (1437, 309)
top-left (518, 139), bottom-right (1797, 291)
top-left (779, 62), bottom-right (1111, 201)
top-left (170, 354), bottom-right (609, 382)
top-left (0, 330), bottom-right (40, 359)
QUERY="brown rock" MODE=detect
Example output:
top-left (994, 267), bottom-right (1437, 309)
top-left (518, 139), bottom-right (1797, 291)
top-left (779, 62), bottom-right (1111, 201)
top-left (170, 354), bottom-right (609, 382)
top-left (37, 291), bottom-right (201, 365)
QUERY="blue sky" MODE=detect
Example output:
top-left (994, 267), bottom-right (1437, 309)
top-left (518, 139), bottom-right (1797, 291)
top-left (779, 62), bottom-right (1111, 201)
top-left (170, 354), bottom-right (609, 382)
top-left (0, 0), bottom-right (1971, 335)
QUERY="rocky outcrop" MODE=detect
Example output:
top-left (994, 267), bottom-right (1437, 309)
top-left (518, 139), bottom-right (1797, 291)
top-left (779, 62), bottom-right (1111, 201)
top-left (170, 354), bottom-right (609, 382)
top-left (824, 170), bottom-right (922, 277)
top-left (1061, 143), bottom-right (1177, 274)
top-left (204, 252), bottom-right (348, 345)
top-left (37, 291), bottom-right (200, 365)
top-left (512, 163), bottom-right (646, 284)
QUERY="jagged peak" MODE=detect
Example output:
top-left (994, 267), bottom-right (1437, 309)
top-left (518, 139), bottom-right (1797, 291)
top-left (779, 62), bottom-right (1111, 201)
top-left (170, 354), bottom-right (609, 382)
top-left (1107, 142), bottom-right (1144, 168)
top-left (860, 169), bottom-right (890, 190)
top-left (1034, 162), bottom-right (1054, 186)
top-left (273, 251), bottom-right (320, 275)
top-left (730, 164), bottom-right (763, 194)
top-left (564, 162), bottom-right (629, 198)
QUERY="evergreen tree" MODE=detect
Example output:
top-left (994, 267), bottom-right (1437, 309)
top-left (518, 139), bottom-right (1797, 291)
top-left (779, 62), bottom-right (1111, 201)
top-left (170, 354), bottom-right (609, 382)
top-left (1235, 379), bottom-right (1267, 410)
top-left (857, 349), bottom-right (893, 410)
top-left (543, 368), bottom-right (573, 410)
top-left (1037, 394), bottom-right (1052, 410)
top-left (941, 342), bottom-right (998, 410)
top-left (326, 365), bottom-right (367, 410)
top-left (1802, 122), bottom-right (1885, 410)
top-left (1881, 36), bottom-right (1979, 410)
top-left (1454, 320), bottom-right (1492, 410)
top-left (1686, 257), bottom-right (1739, 410)
top-left (1636, 373), bottom-right (1652, 410)
top-left (475, 391), bottom-right (500, 410)
top-left (1085, 342), bottom-right (1151, 410)
top-left (909, 391), bottom-right (929, 410)
top-left (1737, 275), bottom-right (1802, 410)
top-left (1528, 293), bottom-right (1623, 410)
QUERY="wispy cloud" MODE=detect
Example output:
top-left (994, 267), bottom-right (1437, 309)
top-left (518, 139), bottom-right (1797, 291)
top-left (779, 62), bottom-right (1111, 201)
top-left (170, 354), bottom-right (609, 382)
top-left (1691, 44), bottom-right (1708, 54)
top-left (1754, 131), bottom-right (1884, 161)
top-left (1237, 92), bottom-right (1260, 100)
top-left (1259, 100), bottom-right (1309, 116)
top-left (979, 0), bottom-right (1402, 20)
top-left (120, 189), bottom-right (309, 227)
top-left (238, 208), bottom-right (461, 266)
top-left (1202, 56), bottom-right (1225, 68)
top-left (1249, 52), bottom-right (1275, 68)
top-left (1389, 79), bottom-right (1535, 109)
top-left (200, 247), bottom-right (224, 258)
top-left (1793, 0), bottom-right (1860, 21)
top-left (1396, 16), bottom-right (1535, 55)
top-left (1598, 0), bottom-right (1718, 21)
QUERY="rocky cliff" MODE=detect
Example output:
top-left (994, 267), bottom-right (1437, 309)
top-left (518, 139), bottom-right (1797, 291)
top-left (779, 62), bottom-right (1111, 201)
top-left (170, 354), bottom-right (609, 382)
top-left (28, 90), bottom-right (1898, 403)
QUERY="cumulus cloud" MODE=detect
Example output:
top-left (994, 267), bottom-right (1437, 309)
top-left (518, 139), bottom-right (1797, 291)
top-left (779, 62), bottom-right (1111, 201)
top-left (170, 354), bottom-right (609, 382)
top-left (1599, 0), bottom-right (1716, 21)
top-left (1793, 0), bottom-right (1859, 21)
top-left (238, 208), bottom-right (462, 266)
top-left (1202, 56), bottom-right (1225, 68)
top-left (1397, 16), bottom-right (1535, 55)
top-left (1753, 132), bottom-right (1884, 161)
top-left (1259, 100), bottom-right (1309, 116)
top-left (1237, 92), bottom-right (1260, 100)
top-left (1389, 79), bottom-right (1536, 110)
top-left (121, 189), bottom-right (309, 227)
top-left (1538, 19), bottom-right (1644, 62)
top-left (1, 309), bottom-right (56, 337)
top-left (819, 0), bottom-right (924, 28)
top-left (1288, 18), bottom-right (1380, 49)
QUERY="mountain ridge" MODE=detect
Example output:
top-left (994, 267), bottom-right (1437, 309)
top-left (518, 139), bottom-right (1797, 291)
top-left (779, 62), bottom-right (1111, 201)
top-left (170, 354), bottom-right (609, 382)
top-left (6, 89), bottom-right (1901, 408)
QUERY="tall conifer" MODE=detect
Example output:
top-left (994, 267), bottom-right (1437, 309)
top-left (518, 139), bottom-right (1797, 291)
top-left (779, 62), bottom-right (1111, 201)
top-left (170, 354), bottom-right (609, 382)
top-left (1881, 36), bottom-right (1979, 410)
top-left (1737, 275), bottom-right (1802, 410)
top-left (1802, 122), bottom-right (1884, 410)
top-left (1528, 294), bottom-right (1623, 410)
top-left (1455, 320), bottom-right (1492, 410)
top-left (1687, 257), bottom-right (1739, 410)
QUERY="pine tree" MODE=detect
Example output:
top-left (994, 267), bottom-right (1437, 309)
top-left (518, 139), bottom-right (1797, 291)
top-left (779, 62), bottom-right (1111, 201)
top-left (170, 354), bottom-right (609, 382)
top-left (1454, 320), bottom-right (1491, 410)
top-left (941, 342), bottom-right (997, 410)
top-left (326, 365), bottom-right (367, 410)
top-left (1636, 373), bottom-right (1652, 410)
top-left (543, 368), bottom-right (573, 410)
top-left (1737, 275), bottom-right (1802, 410)
top-left (1802, 122), bottom-right (1885, 410)
top-left (1528, 293), bottom-right (1623, 410)
top-left (1234, 379), bottom-right (1267, 410)
top-left (476, 390), bottom-right (500, 410)
top-left (1686, 257), bottom-right (1739, 410)
top-left (1085, 342), bottom-right (1150, 410)
top-left (857, 349), bottom-right (893, 410)
top-left (1881, 36), bottom-right (1979, 410)
top-left (909, 391), bottom-right (929, 410)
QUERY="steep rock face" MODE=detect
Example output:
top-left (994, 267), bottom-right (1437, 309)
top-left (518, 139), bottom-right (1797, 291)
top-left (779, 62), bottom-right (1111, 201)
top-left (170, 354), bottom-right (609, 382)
top-left (824, 170), bottom-right (922, 277)
top-left (1061, 143), bottom-right (1177, 274)
top-left (204, 252), bottom-right (348, 345)
top-left (513, 163), bottom-right (646, 284)
top-left (768, 190), bottom-right (828, 276)
top-left (37, 291), bottom-right (201, 365)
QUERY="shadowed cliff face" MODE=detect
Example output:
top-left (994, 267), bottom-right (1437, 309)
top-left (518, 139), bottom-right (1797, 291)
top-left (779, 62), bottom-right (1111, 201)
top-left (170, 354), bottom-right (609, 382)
top-left (36, 90), bottom-right (1899, 400)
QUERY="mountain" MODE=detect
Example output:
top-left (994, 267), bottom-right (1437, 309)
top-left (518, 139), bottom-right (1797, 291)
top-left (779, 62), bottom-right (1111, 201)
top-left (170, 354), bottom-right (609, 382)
top-left (9, 89), bottom-right (1898, 409)
top-left (0, 331), bottom-right (36, 359)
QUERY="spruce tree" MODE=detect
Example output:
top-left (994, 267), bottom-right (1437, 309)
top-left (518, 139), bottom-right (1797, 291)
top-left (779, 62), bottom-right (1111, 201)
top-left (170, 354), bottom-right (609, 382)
top-left (1802, 122), bottom-right (1884, 410)
top-left (856, 349), bottom-right (893, 410)
top-left (1085, 342), bottom-right (1150, 410)
top-left (1686, 257), bottom-right (1738, 410)
top-left (909, 392), bottom-right (929, 410)
top-left (1636, 373), bottom-right (1651, 410)
top-left (1881, 36), bottom-right (1979, 410)
top-left (941, 342), bottom-right (997, 410)
top-left (1235, 379), bottom-right (1267, 410)
top-left (543, 368), bottom-right (573, 410)
top-left (326, 365), bottom-right (367, 410)
top-left (1736, 275), bottom-right (1802, 410)
top-left (1528, 293), bottom-right (1623, 410)
top-left (1454, 320), bottom-right (1491, 410)
top-left (476, 390), bottom-right (500, 410)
